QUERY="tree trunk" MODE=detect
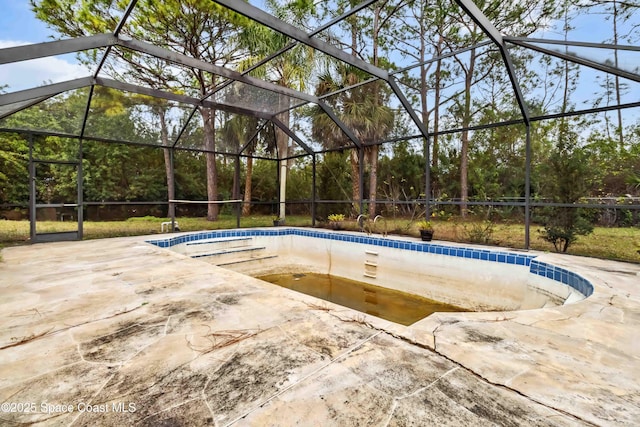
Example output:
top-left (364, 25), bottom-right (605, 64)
top-left (460, 127), bottom-right (469, 216)
top-left (350, 149), bottom-right (361, 215)
top-left (202, 107), bottom-right (218, 221)
top-left (242, 154), bottom-right (253, 216)
top-left (419, 16), bottom-right (431, 194)
top-left (612, 0), bottom-right (624, 151)
top-left (460, 48), bottom-right (476, 217)
top-left (368, 4), bottom-right (382, 218)
top-left (159, 111), bottom-right (175, 219)
top-left (368, 145), bottom-right (379, 217)
top-left (349, 7), bottom-right (362, 215)
top-left (433, 34), bottom-right (443, 177)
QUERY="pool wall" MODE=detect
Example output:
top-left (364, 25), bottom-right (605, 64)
top-left (148, 228), bottom-right (593, 311)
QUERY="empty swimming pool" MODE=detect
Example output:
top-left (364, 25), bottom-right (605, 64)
top-left (148, 227), bottom-right (593, 323)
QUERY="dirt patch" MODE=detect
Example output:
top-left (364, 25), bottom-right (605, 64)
top-left (0, 363), bottom-right (113, 425)
top-left (418, 368), bottom-right (571, 426)
top-left (151, 300), bottom-right (195, 317)
top-left (464, 328), bottom-right (504, 344)
top-left (72, 362), bottom-right (210, 426)
top-left (204, 329), bottom-right (323, 424)
top-left (80, 321), bottom-right (165, 363)
top-left (342, 334), bottom-right (456, 397)
top-left (217, 294), bottom-right (240, 305)
top-left (290, 315), bottom-right (374, 359)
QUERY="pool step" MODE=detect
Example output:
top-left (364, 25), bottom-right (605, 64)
top-left (218, 254), bottom-right (279, 267)
top-left (218, 253), bottom-right (283, 274)
top-left (183, 237), bottom-right (254, 257)
top-left (181, 236), bottom-right (280, 269)
top-left (189, 241), bottom-right (279, 267)
top-left (191, 245), bottom-right (267, 262)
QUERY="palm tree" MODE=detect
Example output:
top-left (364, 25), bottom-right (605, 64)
top-left (311, 64), bottom-right (395, 216)
top-left (236, 0), bottom-right (317, 221)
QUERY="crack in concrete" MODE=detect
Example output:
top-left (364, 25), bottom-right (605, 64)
top-left (397, 366), bottom-right (460, 400)
top-left (201, 374), bottom-right (218, 426)
top-left (163, 315), bottom-right (172, 336)
top-left (67, 370), bottom-right (118, 426)
top-left (381, 399), bottom-right (398, 427)
top-left (426, 326), bottom-right (600, 427)
top-left (135, 396), bottom-right (203, 425)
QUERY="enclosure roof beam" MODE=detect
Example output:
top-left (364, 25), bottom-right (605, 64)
top-left (501, 49), bottom-right (530, 125)
top-left (454, 0), bottom-right (504, 45)
top-left (116, 37), bottom-right (319, 105)
top-left (387, 77), bottom-right (431, 140)
top-left (508, 39), bottom-right (640, 83)
top-left (391, 40), bottom-right (493, 76)
top-left (317, 101), bottom-right (362, 149)
top-left (95, 78), bottom-right (272, 119)
top-left (0, 34), bottom-right (116, 65)
top-left (171, 108), bottom-right (199, 149)
top-left (210, 0), bottom-right (390, 81)
top-left (203, 0), bottom-right (379, 118)
top-left (219, 0), bottom-right (379, 87)
top-left (114, 0), bottom-right (138, 36)
top-left (78, 85), bottom-right (95, 139)
top-left (0, 75), bottom-right (272, 118)
top-left (93, 0), bottom-right (139, 79)
top-left (505, 37), bottom-right (640, 52)
top-left (271, 116), bottom-right (313, 156)
top-left (239, 120), bottom-right (269, 155)
top-left (454, 0), bottom-right (530, 124)
top-left (0, 96), bottom-right (53, 120)
top-left (0, 77), bottom-right (96, 106)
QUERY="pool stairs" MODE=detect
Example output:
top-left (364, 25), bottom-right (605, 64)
top-left (184, 236), bottom-right (277, 268)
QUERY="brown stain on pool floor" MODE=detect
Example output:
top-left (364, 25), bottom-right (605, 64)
top-left (258, 272), bottom-right (466, 325)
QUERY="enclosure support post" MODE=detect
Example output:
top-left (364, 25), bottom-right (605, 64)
top-left (275, 147), bottom-right (282, 221)
top-left (77, 138), bottom-right (84, 239)
top-left (524, 124), bottom-right (532, 249)
top-left (312, 153), bottom-right (317, 227)
top-left (78, 85), bottom-right (95, 240)
top-left (28, 133), bottom-right (35, 241)
top-left (170, 148), bottom-right (177, 232)
top-left (424, 136), bottom-right (431, 220)
top-left (358, 147), bottom-right (365, 215)
top-left (234, 155), bottom-right (241, 228)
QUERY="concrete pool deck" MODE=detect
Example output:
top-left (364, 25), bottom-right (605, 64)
top-left (0, 233), bottom-right (638, 426)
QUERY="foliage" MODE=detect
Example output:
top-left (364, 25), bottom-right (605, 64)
top-left (537, 124), bottom-right (595, 252)
top-left (377, 141), bottom-right (425, 216)
top-left (538, 210), bottom-right (594, 252)
top-left (463, 220), bottom-right (495, 244)
top-left (327, 213), bottom-right (345, 222)
top-left (417, 220), bottom-right (433, 231)
top-left (0, 133), bottom-right (29, 204)
top-left (315, 151), bottom-right (352, 219)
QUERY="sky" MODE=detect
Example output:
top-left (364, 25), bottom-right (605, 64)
top-left (0, 0), bottom-right (89, 92)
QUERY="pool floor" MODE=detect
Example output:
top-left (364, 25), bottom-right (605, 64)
top-left (259, 272), bottom-right (466, 325)
top-left (0, 234), bottom-right (639, 426)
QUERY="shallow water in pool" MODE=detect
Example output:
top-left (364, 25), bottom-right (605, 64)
top-left (258, 272), bottom-right (466, 325)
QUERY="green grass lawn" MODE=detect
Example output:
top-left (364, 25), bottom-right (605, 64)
top-left (1, 215), bottom-right (639, 263)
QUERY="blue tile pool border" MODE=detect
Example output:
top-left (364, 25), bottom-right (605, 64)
top-left (147, 228), bottom-right (593, 297)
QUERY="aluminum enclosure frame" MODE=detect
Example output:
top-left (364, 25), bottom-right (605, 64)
top-left (0, 0), bottom-right (638, 246)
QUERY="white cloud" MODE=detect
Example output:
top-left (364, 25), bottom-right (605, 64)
top-left (0, 40), bottom-right (91, 92)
